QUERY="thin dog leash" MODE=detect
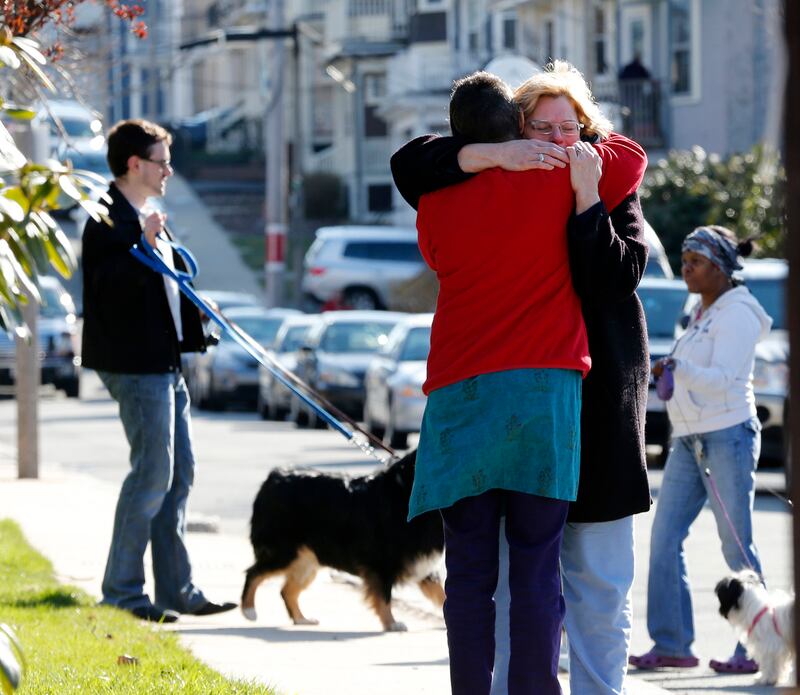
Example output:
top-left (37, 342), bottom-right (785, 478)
top-left (129, 232), bottom-right (398, 464)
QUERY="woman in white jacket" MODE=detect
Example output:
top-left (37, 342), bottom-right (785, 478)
top-left (630, 225), bottom-right (772, 675)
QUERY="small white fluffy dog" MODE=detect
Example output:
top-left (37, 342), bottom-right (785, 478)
top-left (715, 570), bottom-right (794, 685)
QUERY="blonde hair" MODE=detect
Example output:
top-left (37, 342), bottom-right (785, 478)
top-left (513, 60), bottom-right (614, 140)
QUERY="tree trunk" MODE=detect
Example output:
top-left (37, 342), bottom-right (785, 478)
top-left (785, 0), bottom-right (800, 680)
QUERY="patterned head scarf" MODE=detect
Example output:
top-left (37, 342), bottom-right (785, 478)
top-left (681, 227), bottom-right (742, 277)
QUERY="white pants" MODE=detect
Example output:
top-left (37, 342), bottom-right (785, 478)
top-left (491, 516), bottom-right (636, 695)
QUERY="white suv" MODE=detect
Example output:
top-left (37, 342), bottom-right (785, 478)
top-left (301, 226), bottom-right (424, 311)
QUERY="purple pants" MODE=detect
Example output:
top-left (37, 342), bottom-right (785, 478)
top-left (440, 490), bottom-right (568, 695)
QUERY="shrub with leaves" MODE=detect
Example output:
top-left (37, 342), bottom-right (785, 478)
top-left (0, 3), bottom-right (146, 330)
top-left (639, 144), bottom-right (786, 271)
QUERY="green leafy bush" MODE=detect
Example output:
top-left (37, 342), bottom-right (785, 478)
top-left (640, 144), bottom-right (786, 271)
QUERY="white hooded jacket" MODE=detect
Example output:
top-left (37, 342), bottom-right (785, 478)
top-left (667, 286), bottom-right (772, 437)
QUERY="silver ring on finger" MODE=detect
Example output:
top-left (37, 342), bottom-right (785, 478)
top-left (538, 153), bottom-right (544, 163)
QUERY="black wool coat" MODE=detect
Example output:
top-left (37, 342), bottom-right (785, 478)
top-left (81, 183), bottom-right (206, 374)
top-left (390, 135), bottom-right (652, 522)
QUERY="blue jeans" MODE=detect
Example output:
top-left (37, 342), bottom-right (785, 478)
top-left (441, 490), bottom-right (567, 695)
top-left (492, 517), bottom-right (635, 695)
top-left (646, 417), bottom-right (762, 657)
top-left (98, 371), bottom-right (207, 613)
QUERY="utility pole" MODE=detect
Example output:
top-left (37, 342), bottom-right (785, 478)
top-left (16, 289), bottom-right (39, 479)
top-left (265, 0), bottom-right (287, 307)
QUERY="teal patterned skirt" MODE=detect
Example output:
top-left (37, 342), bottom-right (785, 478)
top-left (408, 368), bottom-right (581, 520)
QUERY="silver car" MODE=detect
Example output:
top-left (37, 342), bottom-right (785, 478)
top-left (290, 310), bottom-right (407, 427)
top-left (190, 306), bottom-right (300, 410)
top-left (739, 259), bottom-right (788, 462)
top-left (0, 276), bottom-right (81, 398)
top-left (639, 277), bottom-right (692, 458)
top-left (301, 226), bottom-right (424, 310)
top-left (257, 314), bottom-right (321, 421)
top-left (364, 313), bottom-right (432, 449)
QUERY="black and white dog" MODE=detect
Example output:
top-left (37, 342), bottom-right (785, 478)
top-left (241, 450), bottom-right (445, 631)
top-left (715, 570), bottom-right (794, 684)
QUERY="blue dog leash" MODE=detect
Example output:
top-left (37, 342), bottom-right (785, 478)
top-left (129, 233), bottom-right (396, 463)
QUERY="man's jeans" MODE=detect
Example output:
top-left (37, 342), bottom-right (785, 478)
top-left (647, 417), bottom-right (762, 657)
top-left (492, 517), bottom-right (635, 695)
top-left (98, 371), bottom-right (207, 613)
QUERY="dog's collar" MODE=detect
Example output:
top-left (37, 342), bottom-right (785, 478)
top-left (747, 605), bottom-right (783, 638)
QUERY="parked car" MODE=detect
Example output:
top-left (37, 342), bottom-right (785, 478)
top-left (181, 290), bottom-right (263, 393)
top-left (291, 310), bottom-right (407, 426)
top-left (639, 277), bottom-right (692, 456)
top-left (364, 313), bottom-right (432, 449)
top-left (643, 220), bottom-right (674, 278)
top-left (739, 258), bottom-right (788, 462)
top-left (0, 276), bottom-right (80, 397)
top-left (190, 306), bottom-right (300, 411)
top-left (199, 290), bottom-right (262, 313)
top-left (643, 258), bottom-right (789, 465)
top-left (301, 226), bottom-right (424, 311)
top-left (257, 314), bottom-right (321, 421)
top-left (34, 99), bottom-right (105, 155)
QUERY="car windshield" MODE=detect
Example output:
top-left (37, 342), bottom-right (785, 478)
top-left (65, 150), bottom-right (110, 174)
top-left (39, 284), bottom-right (69, 319)
top-left (643, 257), bottom-right (667, 278)
top-left (399, 326), bottom-right (431, 361)
top-left (51, 117), bottom-right (97, 138)
top-left (278, 325), bottom-right (311, 352)
top-left (320, 322), bottom-right (394, 353)
top-left (638, 286), bottom-right (688, 338)
top-left (743, 278), bottom-right (785, 330)
top-left (223, 317), bottom-right (284, 346)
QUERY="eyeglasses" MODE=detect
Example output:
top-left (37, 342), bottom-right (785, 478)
top-left (141, 157), bottom-right (172, 172)
top-left (527, 120), bottom-right (584, 136)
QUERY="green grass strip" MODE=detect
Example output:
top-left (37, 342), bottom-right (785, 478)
top-left (0, 519), bottom-right (276, 694)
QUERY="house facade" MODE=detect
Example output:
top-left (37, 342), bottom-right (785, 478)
top-left (83, 0), bottom-right (784, 226)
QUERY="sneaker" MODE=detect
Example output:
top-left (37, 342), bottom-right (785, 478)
top-left (129, 605), bottom-right (180, 623)
top-left (184, 601), bottom-right (237, 616)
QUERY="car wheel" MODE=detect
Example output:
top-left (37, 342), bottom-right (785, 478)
top-left (343, 287), bottom-right (381, 310)
top-left (385, 407), bottom-right (408, 450)
top-left (257, 391), bottom-right (272, 420)
top-left (291, 398), bottom-right (310, 428)
top-left (366, 415), bottom-right (385, 440)
top-left (61, 376), bottom-right (80, 399)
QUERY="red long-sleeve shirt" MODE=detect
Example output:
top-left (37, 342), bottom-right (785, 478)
top-left (417, 134), bottom-right (646, 394)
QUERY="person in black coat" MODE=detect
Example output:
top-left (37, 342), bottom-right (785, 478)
top-left (82, 119), bottom-right (235, 622)
top-left (390, 61), bottom-right (651, 694)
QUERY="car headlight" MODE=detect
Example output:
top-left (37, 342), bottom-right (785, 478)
top-left (753, 359), bottom-right (788, 394)
top-left (318, 369), bottom-right (360, 387)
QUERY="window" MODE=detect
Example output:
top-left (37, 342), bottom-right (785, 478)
top-left (669, 0), bottom-right (692, 95)
top-left (367, 184), bottom-right (393, 212)
top-left (364, 105), bottom-right (388, 137)
top-left (502, 15), bottom-right (516, 51)
top-left (593, 4), bottom-right (608, 75)
top-left (343, 241), bottom-right (423, 262)
top-left (364, 73), bottom-right (386, 101)
top-left (400, 327), bottom-right (432, 361)
top-left (544, 20), bottom-right (554, 64)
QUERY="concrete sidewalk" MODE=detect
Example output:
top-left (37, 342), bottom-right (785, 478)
top-left (0, 447), bottom-right (671, 695)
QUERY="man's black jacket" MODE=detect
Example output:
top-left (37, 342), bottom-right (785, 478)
top-left (81, 183), bottom-right (205, 374)
top-left (390, 135), bottom-right (652, 523)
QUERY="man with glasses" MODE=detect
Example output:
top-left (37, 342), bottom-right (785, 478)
top-left (82, 119), bottom-right (236, 622)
